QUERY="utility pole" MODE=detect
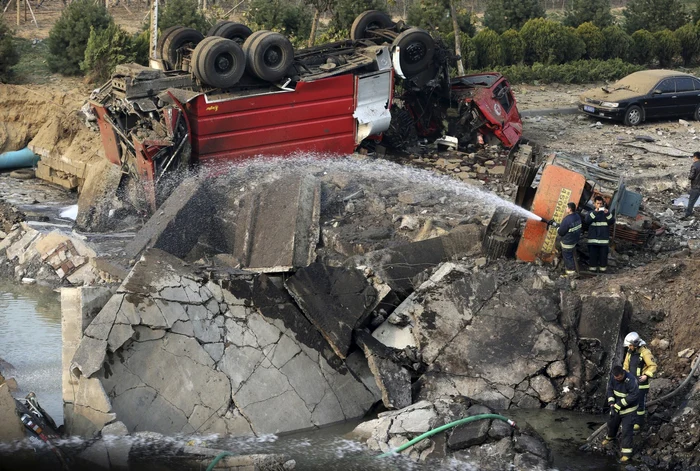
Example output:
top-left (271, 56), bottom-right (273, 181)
top-left (450, 0), bottom-right (465, 75)
top-left (150, 0), bottom-right (159, 66)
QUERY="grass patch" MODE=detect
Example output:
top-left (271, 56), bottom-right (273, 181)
top-left (10, 37), bottom-right (52, 84)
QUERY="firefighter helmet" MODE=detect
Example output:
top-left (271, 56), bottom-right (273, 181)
top-left (624, 332), bottom-right (643, 347)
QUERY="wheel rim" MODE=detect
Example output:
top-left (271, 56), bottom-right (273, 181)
top-left (215, 52), bottom-right (234, 74)
top-left (628, 109), bottom-right (641, 125)
top-left (263, 45), bottom-right (282, 68)
top-left (404, 41), bottom-right (427, 65)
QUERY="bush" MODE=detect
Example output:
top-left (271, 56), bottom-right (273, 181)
top-left (623, 0), bottom-right (689, 34)
top-left (159, 0), bottom-right (208, 33)
top-left (472, 28), bottom-right (504, 68)
top-left (602, 25), bottom-right (632, 61)
top-left (674, 23), bottom-right (700, 66)
top-left (445, 30), bottom-right (476, 70)
top-left (630, 29), bottom-right (657, 65)
top-left (330, 0), bottom-right (386, 31)
top-left (407, 0), bottom-right (475, 43)
top-left (501, 29), bottom-right (525, 65)
top-left (246, 0), bottom-right (311, 40)
top-left (576, 22), bottom-right (605, 59)
top-left (564, 0), bottom-right (613, 28)
top-left (520, 18), bottom-right (584, 65)
top-left (47, 0), bottom-right (111, 75)
top-left (81, 23), bottom-right (146, 82)
top-left (654, 29), bottom-right (680, 67)
top-left (0, 17), bottom-right (19, 82)
top-left (483, 0), bottom-right (545, 34)
top-left (473, 58), bottom-right (643, 84)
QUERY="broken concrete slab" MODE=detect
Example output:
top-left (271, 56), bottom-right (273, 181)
top-left (125, 177), bottom-right (213, 259)
top-left (285, 263), bottom-right (377, 358)
top-left (0, 383), bottom-right (25, 441)
top-left (233, 174), bottom-right (321, 272)
top-left (447, 405), bottom-right (493, 450)
top-left (356, 330), bottom-right (411, 410)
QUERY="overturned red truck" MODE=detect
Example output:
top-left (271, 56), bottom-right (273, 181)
top-left (90, 11), bottom-right (523, 209)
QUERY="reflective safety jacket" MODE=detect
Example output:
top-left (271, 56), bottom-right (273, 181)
top-left (624, 346), bottom-right (657, 390)
top-left (585, 208), bottom-right (615, 246)
top-left (606, 371), bottom-right (640, 415)
top-left (557, 213), bottom-right (582, 250)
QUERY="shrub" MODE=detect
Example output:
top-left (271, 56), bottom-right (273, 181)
top-left (81, 23), bottom-right (145, 82)
top-left (47, 0), bottom-right (111, 75)
top-left (623, 0), bottom-right (689, 34)
top-left (695, 0), bottom-right (700, 23)
top-left (564, 0), bottom-right (613, 28)
top-left (501, 29), bottom-right (525, 65)
top-left (246, 0), bottom-right (311, 40)
top-left (471, 58), bottom-right (643, 84)
top-left (674, 23), bottom-right (700, 66)
top-left (444, 31), bottom-right (476, 70)
top-left (602, 25), bottom-right (632, 61)
top-left (654, 29), bottom-right (680, 67)
top-left (472, 28), bottom-right (504, 68)
top-left (520, 18), bottom-right (584, 65)
top-left (330, 0), bottom-right (386, 31)
top-left (576, 22), bottom-right (605, 59)
top-left (0, 17), bottom-right (19, 82)
top-left (407, 0), bottom-right (475, 43)
top-left (159, 0), bottom-right (208, 33)
top-left (630, 29), bottom-right (657, 65)
top-left (483, 0), bottom-right (545, 34)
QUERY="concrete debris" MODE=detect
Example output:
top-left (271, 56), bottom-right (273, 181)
top-left (678, 348), bottom-right (696, 359)
top-left (0, 384), bottom-right (25, 441)
top-left (356, 330), bottom-right (412, 410)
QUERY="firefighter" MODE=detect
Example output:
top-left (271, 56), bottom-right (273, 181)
top-left (602, 364), bottom-right (640, 463)
top-left (623, 332), bottom-right (657, 431)
top-left (585, 195), bottom-right (615, 273)
top-left (557, 202), bottom-right (582, 276)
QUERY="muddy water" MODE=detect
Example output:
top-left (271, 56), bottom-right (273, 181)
top-left (0, 280), bottom-right (62, 425)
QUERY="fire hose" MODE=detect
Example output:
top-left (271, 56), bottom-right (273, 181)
top-left (580, 353), bottom-right (700, 451)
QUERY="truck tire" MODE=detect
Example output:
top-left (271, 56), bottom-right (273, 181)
top-left (392, 28), bottom-right (435, 79)
top-left (209, 21), bottom-right (253, 45)
top-left (383, 107), bottom-right (418, 150)
top-left (350, 10), bottom-right (394, 40)
top-left (191, 36), bottom-right (222, 80)
top-left (193, 37), bottom-right (246, 89)
top-left (244, 31), bottom-right (294, 82)
top-left (162, 27), bottom-right (204, 70)
top-left (157, 26), bottom-right (182, 61)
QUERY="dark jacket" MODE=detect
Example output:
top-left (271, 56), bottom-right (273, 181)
top-left (585, 208), bottom-right (615, 246)
top-left (557, 212), bottom-right (582, 249)
top-left (606, 371), bottom-right (640, 415)
top-left (690, 160), bottom-right (700, 190)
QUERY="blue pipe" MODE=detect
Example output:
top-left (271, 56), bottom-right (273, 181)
top-left (0, 147), bottom-right (40, 170)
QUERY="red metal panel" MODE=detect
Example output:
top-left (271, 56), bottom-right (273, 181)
top-left (189, 96), bottom-right (355, 136)
top-left (516, 165), bottom-right (586, 263)
top-left (91, 104), bottom-right (121, 166)
top-left (197, 133), bottom-right (356, 163)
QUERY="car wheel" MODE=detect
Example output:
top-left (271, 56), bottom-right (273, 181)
top-left (244, 31), bottom-right (294, 82)
top-left (193, 37), bottom-right (246, 89)
top-left (350, 10), bottom-right (394, 40)
top-left (694, 104), bottom-right (700, 121)
top-left (623, 105), bottom-right (643, 126)
top-left (391, 28), bottom-right (435, 79)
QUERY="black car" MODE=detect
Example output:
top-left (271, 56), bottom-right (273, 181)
top-left (579, 69), bottom-right (700, 126)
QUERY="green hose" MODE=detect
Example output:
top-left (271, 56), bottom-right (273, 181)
top-left (377, 413), bottom-right (517, 458)
top-left (206, 451), bottom-right (235, 471)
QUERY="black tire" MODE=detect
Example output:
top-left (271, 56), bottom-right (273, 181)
top-left (391, 28), bottom-right (435, 79)
top-left (623, 104), bottom-right (643, 126)
top-left (350, 10), bottom-right (394, 40)
top-left (157, 26), bottom-right (183, 61)
top-left (210, 21), bottom-right (253, 45)
top-left (191, 36), bottom-right (220, 78)
top-left (694, 104), bottom-right (700, 121)
top-left (244, 31), bottom-right (294, 82)
top-left (193, 37), bottom-right (246, 89)
top-left (382, 107), bottom-right (418, 150)
top-left (162, 27), bottom-right (205, 69)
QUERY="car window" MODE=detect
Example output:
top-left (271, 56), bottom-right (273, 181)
top-left (656, 79), bottom-right (675, 93)
top-left (494, 82), bottom-right (513, 113)
top-left (676, 77), bottom-right (694, 92)
top-left (693, 78), bottom-right (700, 91)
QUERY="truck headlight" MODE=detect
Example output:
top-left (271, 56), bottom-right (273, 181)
top-left (601, 102), bottom-right (619, 108)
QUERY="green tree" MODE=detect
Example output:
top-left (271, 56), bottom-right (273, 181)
top-left (520, 18), bottom-right (584, 64)
top-left (330, 0), bottom-right (385, 31)
top-left (602, 25), bottom-right (632, 60)
top-left (654, 29), bottom-right (680, 67)
top-left (81, 23), bottom-right (144, 82)
top-left (564, 0), bottom-right (613, 28)
top-left (623, 0), bottom-right (689, 34)
top-left (483, 0), bottom-right (545, 34)
top-left (407, 0), bottom-right (475, 40)
top-left (47, 0), bottom-right (112, 75)
top-left (501, 29), bottom-right (525, 65)
top-left (0, 16), bottom-right (19, 82)
top-left (472, 28), bottom-right (504, 68)
top-left (576, 22), bottom-right (605, 59)
top-left (160, 0), bottom-right (208, 33)
top-left (674, 23), bottom-right (700, 66)
top-left (630, 29), bottom-right (657, 64)
top-left (246, 0), bottom-right (312, 39)
top-left (694, 0), bottom-right (700, 23)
